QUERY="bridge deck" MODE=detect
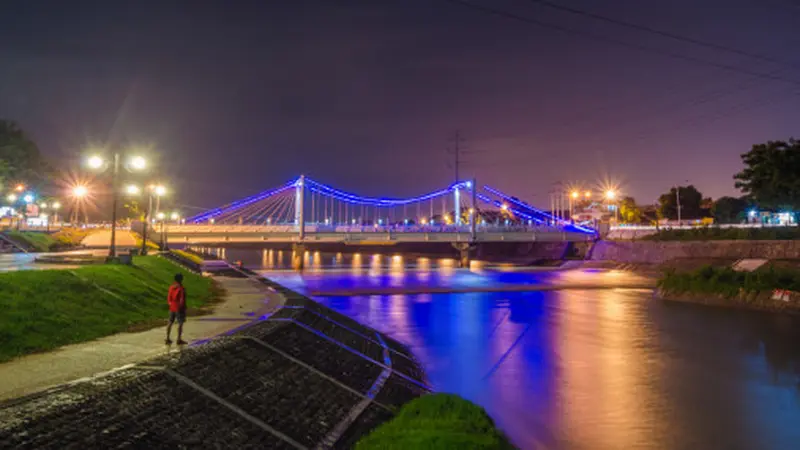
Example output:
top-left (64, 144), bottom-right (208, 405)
top-left (162, 225), bottom-right (593, 244)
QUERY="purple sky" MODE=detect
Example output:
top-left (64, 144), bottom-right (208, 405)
top-left (2, 0), bottom-right (799, 212)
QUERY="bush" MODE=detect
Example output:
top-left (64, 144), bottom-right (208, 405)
top-left (356, 394), bottom-right (514, 450)
top-left (658, 264), bottom-right (800, 297)
top-left (644, 226), bottom-right (800, 241)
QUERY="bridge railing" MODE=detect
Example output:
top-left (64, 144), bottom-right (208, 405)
top-left (166, 223), bottom-right (592, 234)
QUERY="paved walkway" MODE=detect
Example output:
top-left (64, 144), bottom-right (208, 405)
top-left (82, 229), bottom-right (138, 249)
top-left (0, 276), bottom-right (283, 402)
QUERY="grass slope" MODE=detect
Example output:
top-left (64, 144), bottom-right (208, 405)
top-left (0, 256), bottom-right (221, 362)
top-left (4, 229), bottom-right (90, 252)
top-left (356, 394), bottom-right (514, 450)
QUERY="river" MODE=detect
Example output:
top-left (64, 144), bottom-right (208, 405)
top-left (222, 248), bottom-right (800, 449)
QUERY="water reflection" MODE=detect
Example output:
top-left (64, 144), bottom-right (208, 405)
top-left (223, 248), bottom-right (800, 449)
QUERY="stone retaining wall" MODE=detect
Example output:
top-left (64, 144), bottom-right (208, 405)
top-left (590, 240), bottom-right (800, 264)
top-left (657, 288), bottom-right (800, 314)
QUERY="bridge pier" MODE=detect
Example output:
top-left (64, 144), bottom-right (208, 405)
top-left (292, 243), bottom-right (306, 270)
top-left (452, 242), bottom-right (476, 268)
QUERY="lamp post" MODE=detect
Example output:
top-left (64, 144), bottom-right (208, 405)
top-left (605, 190), bottom-right (618, 223)
top-left (20, 193), bottom-right (35, 230)
top-left (570, 191), bottom-right (579, 222)
top-left (141, 184), bottom-right (166, 255)
top-left (156, 212), bottom-right (166, 250)
top-left (87, 153), bottom-right (147, 260)
top-left (71, 186), bottom-right (88, 225)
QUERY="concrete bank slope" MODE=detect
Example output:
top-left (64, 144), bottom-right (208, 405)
top-left (590, 240), bottom-right (800, 264)
top-left (0, 273), bottom-right (430, 450)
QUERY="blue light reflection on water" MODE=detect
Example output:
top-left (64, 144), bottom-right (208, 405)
top-left (233, 249), bottom-right (800, 449)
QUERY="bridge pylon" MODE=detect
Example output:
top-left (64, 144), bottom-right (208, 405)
top-left (295, 175), bottom-right (305, 240)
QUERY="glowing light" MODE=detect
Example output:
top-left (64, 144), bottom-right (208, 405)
top-left (468, 208), bottom-right (474, 214)
top-left (584, 191), bottom-right (591, 198)
top-left (129, 156), bottom-right (147, 170)
top-left (170, 212), bottom-right (180, 221)
top-left (52, 202), bottom-right (61, 209)
top-left (39, 202), bottom-right (48, 208)
top-left (72, 185), bottom-right (88, 198)
top-left (605, 190), bottom-right (616, 200)
top-left (156, 212), bottom-right (166, 220)
top-left (501, 204), bottom-right (508, 211)
top-left (749, 210), bottom-right (757, 217)
top-left (23, 194), bottom-right (34, 203)
top-left (153, 185), bottom-right (167, 196)
top-left (126, 185), bottom-right (141, 195)
top-left (571, 191), bottom-right (579, 199)
top-left (14, 184), bottom-right (24, 192)
top-left (351, 219), bottom-right (356, 224)
top-left (465, 181), bottom-right (472, 188)
top-left (6, 194), bottom-right (17, 202)
top-left (87, 155), bottom-right (104, 169)
top-left (420, 218), bottom-right (427, 225)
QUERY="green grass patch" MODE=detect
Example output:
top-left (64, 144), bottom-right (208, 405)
top-left (356, 394), bottom-right (514, 450)
top-left (643, 226), bottom-right (800, 241)
top-left (0, 256), bottom-right (223, 362)
top-left (4, 228), bottom-right (90, 252)
top-left (658, 264), bottom-right (800, 297)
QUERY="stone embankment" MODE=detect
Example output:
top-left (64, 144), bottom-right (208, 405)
top-left (589, 240), bottom-right (800, 264)
top-left (656, 288), bottom-right (800, 314)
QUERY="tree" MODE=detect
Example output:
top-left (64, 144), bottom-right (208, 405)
top-left (619, 196), bottom-right (642, 223)
top-left (734, 139), bottom-right (800, 211)
top-left (712, 196), bottom-right (748, 224)
top-left (658, 185), bottom-right (704, 220)
top-left (0, 120), bottom-right (49, 187)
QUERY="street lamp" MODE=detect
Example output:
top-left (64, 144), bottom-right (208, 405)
top-left (6, 193), bottom-right (17, 203)
top-left (86, 153), bottom-right (148, 259)
top-left (125, 184), bottom-right (141, 195)
top-left (73, 185), bottom-right (88, 198)
top-left (141, 184), bottom-right (167, 255)
top-left (569, 191), bottom-right (579, 221)
top-left (605, 190), bottom-right (618, 223)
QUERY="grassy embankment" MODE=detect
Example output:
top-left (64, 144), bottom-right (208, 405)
top-left (659, 263), bottom-right (800, 298)
top-left (356, 394), bottom-right (514, 449)
top-left (0, 256), bottom-right (223, 362)
top-left (643, 226), bottom-right (800, 241)
top-left (4, 228), bottom-right (91, 252)
top-left (172, 249), bottom-right (205, 264)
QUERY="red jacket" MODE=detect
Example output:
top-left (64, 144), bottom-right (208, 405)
top-left (167, 283), bottom-right (186, 312)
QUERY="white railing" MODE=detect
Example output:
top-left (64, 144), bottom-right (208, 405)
top-left (610, 223), bottom-right (797, 231)
top-left (163, 223), bottom-right (592, 234)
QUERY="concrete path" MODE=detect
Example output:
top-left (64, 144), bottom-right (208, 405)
top-left (0, 252), bottom-right (88, 272)
top-left (82, 229), bottom-right (138, 249)
top-left (0, 275), bottom-right (283, 402)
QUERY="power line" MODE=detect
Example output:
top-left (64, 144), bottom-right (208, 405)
top-left (525, 0), bottom-right (800, 69)
top-left (442, 0), bottom-right (800, 88)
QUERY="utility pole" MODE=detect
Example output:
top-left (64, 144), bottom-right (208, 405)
top-left (447, 131), bottom-right (466, 184)
top-left (676, 186), bottom-right (681, 225)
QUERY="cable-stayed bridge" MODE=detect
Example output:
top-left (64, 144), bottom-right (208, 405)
top-left (166, 176), bottom-right (595, 267)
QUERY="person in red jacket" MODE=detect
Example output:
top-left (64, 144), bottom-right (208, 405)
top-left (166, 273), bottom-right (187, 345)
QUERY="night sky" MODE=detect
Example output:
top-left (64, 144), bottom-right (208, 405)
top-left (2, 0), bottom-right (799, 212)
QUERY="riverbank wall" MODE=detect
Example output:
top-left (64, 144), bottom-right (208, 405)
top-left (590, 240), bottom-right (800, 264)
top-left (656, 288), bottom-right (800, 314)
